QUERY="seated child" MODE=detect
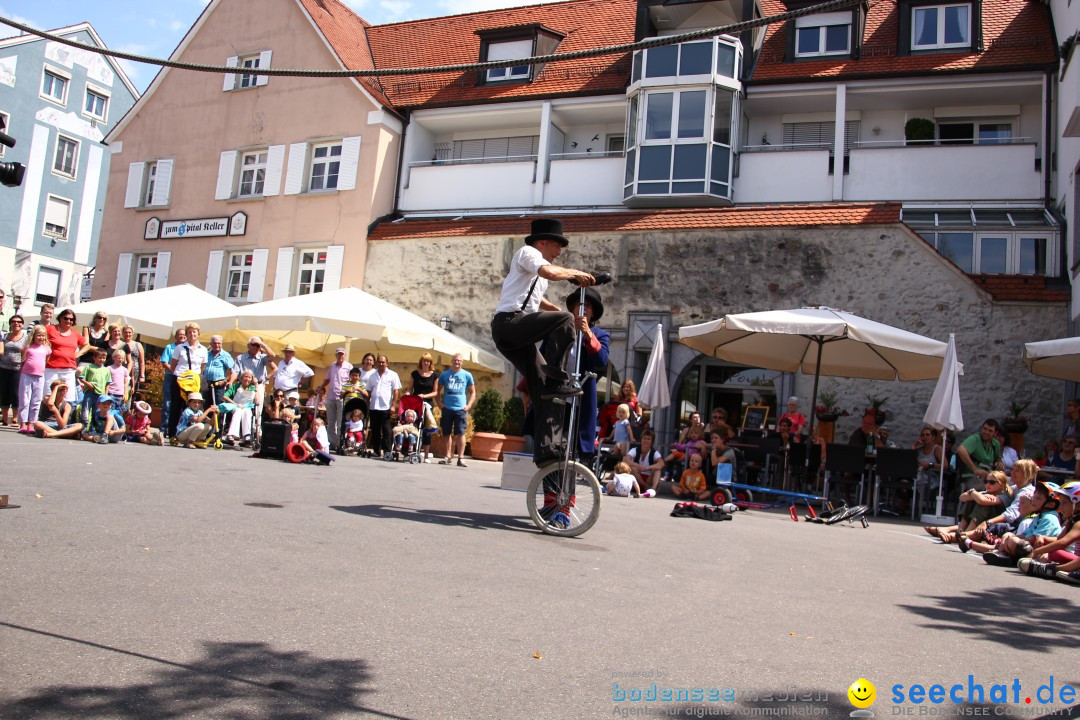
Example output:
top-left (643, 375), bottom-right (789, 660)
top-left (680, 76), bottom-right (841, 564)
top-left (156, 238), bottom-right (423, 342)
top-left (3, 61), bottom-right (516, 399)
top-left (34, 378), bottom-right (84, 439)
top-left (175, 391), bottom-right (219, 449)
top-left (391, 409), bottom-right (421, 456)
top-left (344, 408), bottom-right (365, 449)
top-left (672, 451), bottom-right (711, 501)
top-left (301, 417), bottom-right (333, 465)
top-left (709, 427), bottom-right (736, 481)
top-left (605, 461), bottom-right (641, 498)
top-left (982, 480), bottom-right (1062, 567)
top-left (1020, 482), bottom-right (1080, 580)
top-left (78, 348), bottom-right (111, 422)
top-left (937, 471), bottom-right (1012, 543)
top-left (82, 395), bottom-right (126, 444)
top-left (663, 422), bottom-right (708, 478)
top-left (341, 368), bottom-right (366, 401)
top-left (126, 400), bottom-right (164, 445)
top-left (605, 403), bottom-right (635, 455)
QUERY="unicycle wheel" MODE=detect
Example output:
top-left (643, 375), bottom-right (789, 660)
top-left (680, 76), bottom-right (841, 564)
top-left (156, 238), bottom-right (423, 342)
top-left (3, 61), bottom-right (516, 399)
top-left (526, 461), bottom-right (601, 537)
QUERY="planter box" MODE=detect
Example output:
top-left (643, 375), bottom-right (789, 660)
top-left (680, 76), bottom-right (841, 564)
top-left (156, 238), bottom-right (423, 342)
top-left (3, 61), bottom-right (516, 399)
top-left (501, 452), bottom-right (534, 491)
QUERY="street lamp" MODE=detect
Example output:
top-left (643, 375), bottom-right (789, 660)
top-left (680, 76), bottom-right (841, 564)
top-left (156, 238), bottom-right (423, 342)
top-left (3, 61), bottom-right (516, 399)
top-left (439, 316), bottom-right (453, 333)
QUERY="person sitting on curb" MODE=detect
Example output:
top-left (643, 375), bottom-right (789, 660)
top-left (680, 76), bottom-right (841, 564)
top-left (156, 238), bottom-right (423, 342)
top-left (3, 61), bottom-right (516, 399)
top-left (126, 400), bottom-right (164, 445)
top-left (300, 417), bottom-right (333, 466)
top-left (82, 396), bottom-right (125, 444)
top-left (33, 378), bottom-right (83, 439)
top-left (175, 391), bottom-right (218, 449)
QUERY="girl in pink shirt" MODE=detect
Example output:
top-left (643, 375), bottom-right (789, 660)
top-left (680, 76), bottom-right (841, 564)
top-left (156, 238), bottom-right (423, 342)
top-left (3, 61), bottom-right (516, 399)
top-left (18, 325), bottom-right (51, 433)
top-left (107, 349), bottom-right (130, 412)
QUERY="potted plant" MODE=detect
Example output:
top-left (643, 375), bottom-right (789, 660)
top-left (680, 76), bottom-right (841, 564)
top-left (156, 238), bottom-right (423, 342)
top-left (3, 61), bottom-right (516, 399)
top-left (500, 396), bottom-right (526, 456)
top-left (1002, 399), bottom-right (1030, 434)
top-left (904, 117), bottom-right (935, 145)
top-left (429, 404), bottom-right (449, 459)
top-left (863, 395), bottom-right (890, 425)
top-left (814, 391), bottom-right (847, 422)
top-left (469, 388), bottom-right (507, 461)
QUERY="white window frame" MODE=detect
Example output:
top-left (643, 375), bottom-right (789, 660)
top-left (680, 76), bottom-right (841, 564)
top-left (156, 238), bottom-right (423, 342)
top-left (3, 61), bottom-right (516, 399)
top-left (295, 248), bottom-right (327, 296)
top-left (641, 88), bottom-right (709, 145)
top-left (42, 194), bottom-right (72, 241)
top-left (53, 134), bottom-right (79, 179)
top-left (974, 232), bottom-right (1010, 274)
top-left (238, 54), bottom-right (261, 89)
top-left (83, 85), bottom-right (109, 123)
top-left (40, 66), bottom-right (70, 106)
top-left (225, 251), bottom-right (255, 301)
top-left (35, 267), bottom-right (62, 306)
top-left (794, 12), bottom-right (852, 57)
top-left (911, 3), bottom-right (972, 50)
top-left (309, 142), bottom-right (342, 192)
top-left (143, 162), bottom-right (158, 206)
top-left (0, 110), bottom-right (8, 158)
top-left (238, 149), bottom-right (268, 197)
top-left (485, 38), bottom-right (533, 82)
top-left (1016, 232), bottom-right (1056, 276)
top-left (134, 254), bottom-right (158, 293)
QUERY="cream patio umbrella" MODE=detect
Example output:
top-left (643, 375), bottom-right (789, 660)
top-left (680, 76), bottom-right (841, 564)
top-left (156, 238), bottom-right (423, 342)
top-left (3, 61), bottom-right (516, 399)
top-left (1022, 337), bottom-right (1080, 381)
top-left (60, 284), bottom-right (237, 345)
top-left (921, 333), bottom-right (964, 524)
top-left (678, 306), bottom-right (948, 440)
top-left (185, 287), bottom-right (506, 373)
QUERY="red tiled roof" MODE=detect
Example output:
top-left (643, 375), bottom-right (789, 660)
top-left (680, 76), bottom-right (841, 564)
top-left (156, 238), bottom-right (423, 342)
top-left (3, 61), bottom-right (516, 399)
top-left (368, 203), bottom-right (902, 239)
top-left (364, 0), bottom-right (636, 109)
top-left (970, 274), bottom-right (1069, 302)
top-left (297, 0), bottom-right (394, 108)
top-left (752, 0), bottom-right (1057, 83)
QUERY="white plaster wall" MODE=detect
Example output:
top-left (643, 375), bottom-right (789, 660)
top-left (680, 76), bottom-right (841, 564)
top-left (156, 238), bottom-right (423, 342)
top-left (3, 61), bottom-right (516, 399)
top-left (734, 150), bottom-right (832, 203)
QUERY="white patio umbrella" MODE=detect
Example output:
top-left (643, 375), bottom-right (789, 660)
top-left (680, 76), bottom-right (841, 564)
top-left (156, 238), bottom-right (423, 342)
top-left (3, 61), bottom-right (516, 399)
top-left (921, 333), bottom-right (964, 524)
top-left (679, 306), bottom-right (948, 440)
top-left (185, 287), bottom-right (506, 373)
top-left (637, 323), bottom-right (671, 410)
top-left (60, 284), bottom-right (237, 345)
top-left (1022, 337), bottom-right (1080, 381)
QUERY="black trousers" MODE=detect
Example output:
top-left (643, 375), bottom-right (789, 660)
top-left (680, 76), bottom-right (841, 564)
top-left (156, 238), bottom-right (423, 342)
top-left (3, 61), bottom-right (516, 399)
top-left (491, 310), bottom-right (575, 465)
top-left (368, 408), bottom-right (392, 455)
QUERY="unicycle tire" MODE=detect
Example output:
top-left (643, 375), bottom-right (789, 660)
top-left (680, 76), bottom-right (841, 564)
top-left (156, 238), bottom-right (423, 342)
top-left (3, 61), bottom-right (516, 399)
top-left (526, 461), bottom-right (601, 537)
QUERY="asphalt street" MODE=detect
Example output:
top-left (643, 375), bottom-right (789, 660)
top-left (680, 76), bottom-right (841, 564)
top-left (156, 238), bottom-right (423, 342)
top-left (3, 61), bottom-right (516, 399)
top-left (0, 430), bottom-right (1077, 720)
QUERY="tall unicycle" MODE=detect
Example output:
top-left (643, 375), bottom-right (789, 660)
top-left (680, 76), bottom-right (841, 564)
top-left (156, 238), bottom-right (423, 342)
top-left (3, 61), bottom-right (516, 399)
top-left (526, 273), bottom-right (610, 537)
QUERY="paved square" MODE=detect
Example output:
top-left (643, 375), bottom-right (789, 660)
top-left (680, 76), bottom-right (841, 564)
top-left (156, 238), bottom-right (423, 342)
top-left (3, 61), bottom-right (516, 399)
top-left (0, 432), bottom-right (1076, 719)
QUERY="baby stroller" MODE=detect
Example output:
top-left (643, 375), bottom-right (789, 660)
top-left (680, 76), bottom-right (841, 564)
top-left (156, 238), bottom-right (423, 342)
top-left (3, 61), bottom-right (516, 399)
top-left (392, 395), bottom-right (429, 464)
top-left (338, 395), bottom-right (369, 456)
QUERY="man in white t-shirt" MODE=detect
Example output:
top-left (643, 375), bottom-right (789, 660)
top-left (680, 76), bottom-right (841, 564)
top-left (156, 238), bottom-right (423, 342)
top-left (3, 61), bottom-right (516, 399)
top-left (490, 218), bottom-right (594, 467)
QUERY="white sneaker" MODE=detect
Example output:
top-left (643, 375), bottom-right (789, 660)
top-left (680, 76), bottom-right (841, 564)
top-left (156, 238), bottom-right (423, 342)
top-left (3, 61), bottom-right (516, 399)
top-left (423, 457), bottom-right (432, 463)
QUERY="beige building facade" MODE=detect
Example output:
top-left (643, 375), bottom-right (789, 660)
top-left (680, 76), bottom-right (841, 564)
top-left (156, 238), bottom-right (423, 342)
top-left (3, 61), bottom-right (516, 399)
top-left (94, 0), bottom-right (400, 303)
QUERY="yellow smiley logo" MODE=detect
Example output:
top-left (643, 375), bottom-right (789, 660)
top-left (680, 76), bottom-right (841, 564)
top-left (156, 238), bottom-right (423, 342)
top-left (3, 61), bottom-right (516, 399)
top-left (848, 679), bottom-right (876, 708)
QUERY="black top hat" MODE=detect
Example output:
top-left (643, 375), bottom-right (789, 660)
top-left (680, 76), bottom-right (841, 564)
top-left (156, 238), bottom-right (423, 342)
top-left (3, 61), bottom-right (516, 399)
top-left (566, 286), bottom-right (604, 324)
top-left (525, 218), bottom-right (569, 247)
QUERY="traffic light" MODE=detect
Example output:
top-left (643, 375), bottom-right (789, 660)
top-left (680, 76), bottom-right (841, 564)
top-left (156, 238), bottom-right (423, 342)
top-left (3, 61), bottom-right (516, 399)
top-left (0, 116), bottom-right (25, 188)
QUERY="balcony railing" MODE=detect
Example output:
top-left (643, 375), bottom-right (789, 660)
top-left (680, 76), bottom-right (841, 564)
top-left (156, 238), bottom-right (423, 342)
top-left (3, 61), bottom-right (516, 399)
top-left (409, 154), bottom-right (538, 168)
top-left (549, 150), bottom-right (624, 161)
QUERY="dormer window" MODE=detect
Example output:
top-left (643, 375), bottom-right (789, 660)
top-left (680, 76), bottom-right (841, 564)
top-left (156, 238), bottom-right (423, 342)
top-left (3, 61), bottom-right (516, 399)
top-left (795, 12), bottom-right (852, 58)
top-left (477, 25), bottom-right (564, 85)
top-left (912, 3), bottom-right (970, 49)
top-left (486, 39), bottom-right (532, 82)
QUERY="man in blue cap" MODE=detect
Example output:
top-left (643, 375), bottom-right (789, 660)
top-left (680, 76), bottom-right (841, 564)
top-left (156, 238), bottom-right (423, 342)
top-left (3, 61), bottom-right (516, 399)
top-left (491, 218), bottom-right (595, 467)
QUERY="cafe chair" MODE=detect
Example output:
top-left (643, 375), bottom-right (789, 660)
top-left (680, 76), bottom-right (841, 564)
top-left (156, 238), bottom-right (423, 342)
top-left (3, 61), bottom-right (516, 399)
top-left (823, 443), bottom-right (868, 506)
top-left (872, 447), bottom-right (919, 518)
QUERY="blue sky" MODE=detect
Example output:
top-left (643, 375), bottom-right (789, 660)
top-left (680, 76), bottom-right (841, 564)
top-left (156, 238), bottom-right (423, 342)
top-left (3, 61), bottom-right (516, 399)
top-left (0, 0), bottom-right (559, 92)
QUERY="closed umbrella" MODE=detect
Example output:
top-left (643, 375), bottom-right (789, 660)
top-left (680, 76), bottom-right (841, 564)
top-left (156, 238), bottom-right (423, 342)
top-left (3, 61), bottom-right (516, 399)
top-left (1022, 337), bottom-right (1080, 381)
top-left (637, 324), bottom-right (670, 410)
top-left (679, 307), bottom-right (947, 440)
top-left (921, 333), bottom-right (964, 524)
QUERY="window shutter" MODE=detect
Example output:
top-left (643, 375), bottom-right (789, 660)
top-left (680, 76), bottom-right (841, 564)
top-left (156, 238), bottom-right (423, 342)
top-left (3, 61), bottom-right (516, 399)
top-left (115, 253), bottom-right (133, 296)
top-left (124, 162), bottom-right (144, 208)
top-left (45, 197), bottom-right (70, 229)
top-left (273, 247), bottom-right (294, 299)
top-left (284, 142), bottom-right (307, 195)
top-left (256, 50), bottom-right (272, 86)
top-left (262, 144), bottom-right (285, 196)
top-left (223, 56), bottom-right (239, 91)
top-left (154, 251), bottom-right (171, 288)
top-left (336, 136), bottom-right (362, 191)
top-left (454, 139), bottom-right (484, 160)
top-left (215, 150), bottom-right (237, 200)
top-left (150, 159), bottom-right (173, 206)
top-left (205, 250), bottom-right (224, 296)
top-left (247, 248), bottom-right (269, 303)
top-left (323, 245), bottom-right (345, 291)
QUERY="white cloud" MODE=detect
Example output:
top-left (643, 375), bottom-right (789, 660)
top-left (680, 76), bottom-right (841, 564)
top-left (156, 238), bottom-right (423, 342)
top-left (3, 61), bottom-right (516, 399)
top-left (0, 6), bottom-right (39, 39)
top-left (379, 0), bottom-right (412, 19)
top-left (169, 19), bottom-right (186, 32)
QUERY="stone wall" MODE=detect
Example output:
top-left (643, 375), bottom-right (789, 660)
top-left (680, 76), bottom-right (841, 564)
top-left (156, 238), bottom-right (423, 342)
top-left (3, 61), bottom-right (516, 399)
top-left (365, 223), bottom-right (1071, 450)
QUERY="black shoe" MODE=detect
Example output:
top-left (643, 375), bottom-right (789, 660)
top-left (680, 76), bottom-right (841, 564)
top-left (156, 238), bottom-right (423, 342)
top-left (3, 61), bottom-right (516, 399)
top-left (983, 550), bottom-right (1016, 567)
top-left (540, 382), bottom-right (583, 400)
top-left (534, 453), bottom-right (559, 468)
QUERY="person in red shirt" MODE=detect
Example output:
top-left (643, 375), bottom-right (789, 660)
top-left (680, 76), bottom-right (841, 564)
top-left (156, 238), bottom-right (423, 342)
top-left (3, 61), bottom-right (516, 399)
top-left (44, 309), bottom-right (91, 396)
